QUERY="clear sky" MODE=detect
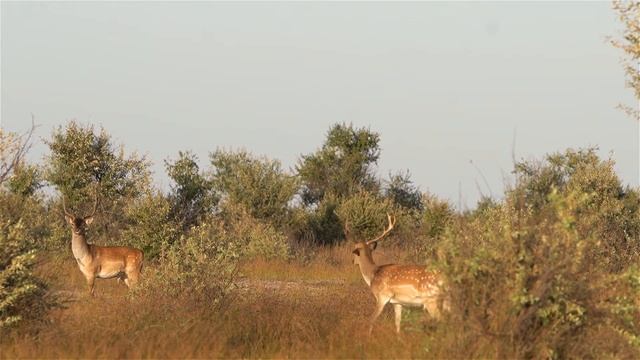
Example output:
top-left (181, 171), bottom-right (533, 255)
top-left (1, 2), bottom-right (638, 208)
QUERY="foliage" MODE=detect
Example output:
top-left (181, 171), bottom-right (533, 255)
top-left (165, 151), bottom-right (216, 231)
top-left (144, 221), bottom-right (240, 303)
top-left (612, 0), bottom-right (640, 118)
top-left (431, 149), bottom-right (640, 358)
top-left (6, 163), bottom-right (43, 198)
top-left (0, 124), bottom-right (34, 185)
top-left (0, 220), bottom-right (47, 329)
top-left (512, 148), bottom-right (640, 271)
top-left (384, 170), bottom-right (424, 211)
top-left (421, 193), bottom-right (454, 240)
top-left (45, 121), bottom-right (150, 211)
top-left (122, 190), bottom-right (180, 260)
top-left (210, 149), bottom-right (297, 228)
top-left (296, 123), bottom-right (380, 205)
top-left (219, 203), bottom-right (290, 260)
top-left (0, 199), bottom-right (51, 330)
top-left (0, 128), bottom-right (50, 330)
top-left (290, 194), bottom-right (344, 246)
top-left (335, 190), bottom-right (395, 242)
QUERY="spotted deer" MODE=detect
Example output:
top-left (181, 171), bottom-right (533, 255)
top-left (350, 214), bottom-right (449, 333)
top-left (62, 191), bottom-right (143, 296)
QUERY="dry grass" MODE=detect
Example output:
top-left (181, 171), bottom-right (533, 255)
top-left (1, 245), bottom-right (459, 359)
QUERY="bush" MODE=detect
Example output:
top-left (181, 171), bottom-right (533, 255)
top-left (45, 121), bottom-right (152, 250)
top-left (165, 151), bottom-right (217, 231)
top-left (384, 170), bottom-right (423, 211)
top-left (210, 149), bottom-right (297, 228)
top-left (335, 190), bottom-right (395, 242)
top-left (512, 148), bottom-right (640, 271)
top-left (122, 190), bottom-right (180, 260)
top-left (289, 194), bottom-right (344, 246)
top-left (142, 221), bottom-right (240, 304)
top-left (432, 149), bottom-right (640, 358)
top-left (296, 123), bottom-right (381, 206)
top-left (220, 203), bottom-right (290, 261)
top-left (0, 220), bottom-right (48, 329)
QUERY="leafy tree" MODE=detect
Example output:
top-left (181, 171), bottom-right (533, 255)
top-left (7, 163), bottom-right (42, 198)
top-left (336, 190), bottom-right (395, 242)
top-left (290, 194), bottom-right (344, 245)
top-left (0, 221), bottom-right (47, 329)
top-left (612, 0), bottom-right (640, 118)
top-left (384, 170), bottom-right (423, 211)
top-left (296, 123), bottom-right (380, 205)
top-left (0, 124), bottom-right (35, 185)
top-left (210, 149), bottom-right (297, 227)
top-left (512, 147), bottom-right (640, 271)
top-left (122, 190), bottom-right (180, 260)
top-left (45, 121), bottom-right (150, 211)
top-left (0, 126), bottom-right (49, 329)
top-left (165, 151), bottom-right (216, 231)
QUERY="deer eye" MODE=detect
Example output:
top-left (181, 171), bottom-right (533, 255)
top-left (352, 249), bottom-right (360, 256)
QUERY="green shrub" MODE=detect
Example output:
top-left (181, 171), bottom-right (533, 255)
top-left (45, 121), bottom-right (152, 251)
top-left (210, 149), bottom-right (297, 228)
top-left (122, 190), bottom-right (180, 260)
top-left (6, 163), bottom-right (42, 198)
top-left (335, 190), bottom-right (395, 242)
top-left (165, 151), bottom-right (217, 231)
top-left (221, 203), bottom-right (290, 260)
top-left (433, 149), bottom-right (640, 358)
top-left (0, 220), bottom-right (48, 329)
top-left (142, 221), bottom-right (240, 304)
top-left (384, 170), bottom-right (423, 211)
top-left (296, 123), bottom-right (381, 206)
top-left (289, 194), bottom-right (344, 246)
top-left (512, 148), bottom-right (640, 271)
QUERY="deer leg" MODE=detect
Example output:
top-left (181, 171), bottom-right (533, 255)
top-left (86, 275), bottom-right (96, 297)
top-left (393, 304), bottom-right (403, 334)
top-left (369, 296), bottom-right (388, 335)
top-left (125, 268), bottom-right (140, 289)
top-left (424, 298), bottom-right (441, 321)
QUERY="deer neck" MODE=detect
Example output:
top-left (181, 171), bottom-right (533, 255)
top-left (71, 232), bottom-right (91, 262)
top-left (358, 250), bottom-right (378, 287)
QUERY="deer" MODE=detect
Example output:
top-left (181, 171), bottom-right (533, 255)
top-left (62, 190), bottom-right (144, 296)
top-left (350, 214), bottom-right (449, 334)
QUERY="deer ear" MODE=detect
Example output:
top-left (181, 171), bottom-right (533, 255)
top-left (370, 242), bottom-right (378, 251)
top-left (352, 248), bottom-right (360, 256)
top-left (84, 216), bottom-right (94, 225)
top-left (65, 215), bottom-right (74, 224)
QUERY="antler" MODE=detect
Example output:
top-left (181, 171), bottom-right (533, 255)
top-left (61, 184), bottom-right (100, 220)
top-left (366, 213), bottom-right (396, 245)
top-left (85, 184), bottom-right (100, 219)
top-left (61, 195), bottom-right (75, 218)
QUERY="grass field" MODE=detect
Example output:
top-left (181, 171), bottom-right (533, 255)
top-left (1, 245), bottom-right (464, 359)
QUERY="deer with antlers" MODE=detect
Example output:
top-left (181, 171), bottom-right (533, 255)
top-left (350, 214), bottom-right (449, 334)
top-left (62, 189), bottom-right (144, 296)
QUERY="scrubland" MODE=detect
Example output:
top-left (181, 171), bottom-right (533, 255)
top-left (2, 246), bottom-right (455, 359)
top-left (2, 122), bottom-right (640, 359)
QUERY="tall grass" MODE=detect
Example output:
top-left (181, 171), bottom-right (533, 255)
top-left (2, 246), bottom-right (460, 359)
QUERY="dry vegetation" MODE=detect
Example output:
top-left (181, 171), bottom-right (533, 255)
top-left (2, 246), bottom-right (455, 359)
top-left (1, 120), bottom-right (640, 359)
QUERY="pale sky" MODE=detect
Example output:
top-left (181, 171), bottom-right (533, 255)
top-left (1, 2), bottom-right (638, 208)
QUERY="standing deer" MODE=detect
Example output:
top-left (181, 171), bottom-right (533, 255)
top-left (62, 191), bottom-right (143, 296)
top-left (351, 214), bottom-right (448, 334)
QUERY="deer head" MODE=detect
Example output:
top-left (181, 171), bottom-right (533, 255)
top-left (351, 214), bottom-right (396, 264)
top-left (62, 188), bottom-right (99, 235)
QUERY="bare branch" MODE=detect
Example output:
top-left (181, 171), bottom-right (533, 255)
top-left (0, 118), bottom-right (37, 185)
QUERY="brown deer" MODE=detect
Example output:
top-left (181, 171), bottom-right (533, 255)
top-left (62, 191), bottom-right (143, 296)
top-left (350, 214), bottom-right (449, 333)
